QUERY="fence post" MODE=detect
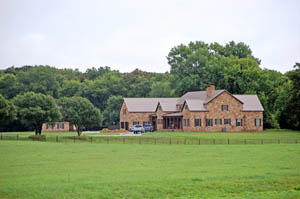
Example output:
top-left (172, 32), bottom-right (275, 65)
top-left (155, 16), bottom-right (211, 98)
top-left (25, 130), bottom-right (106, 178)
top-left (91, 137), bottom-right (93, 143)
top-left (184, 138), bottom-right (186, 145)
top-left (213, 139), bottom-right (215, 144)
top-left (261, 139), bottom-right (263, 144)
top-left (56, 136), bottom-right (58, 142)
top-left (139, 138), bottom-right (141, 144)
top-left (278, 139), bottom-right (280, 144)
top-left (199, 138), bottom-right (201, 145)
top-left (228, 139), bottom-right (229, 144)
top-left (244, 139), bottom-right (246, 144)
top-left (170, 139), bottom-right (171, 145)
top-left (16, 134), bottom-right (19, 140)
top-left (155, 138), bottom-right (156, 144)
top-left (296, 139), bottom-right (298, 144)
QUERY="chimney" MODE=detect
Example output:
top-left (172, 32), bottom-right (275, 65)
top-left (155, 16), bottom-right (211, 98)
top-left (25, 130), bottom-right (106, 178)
top-left (206, 85), bottom-right (215, 99)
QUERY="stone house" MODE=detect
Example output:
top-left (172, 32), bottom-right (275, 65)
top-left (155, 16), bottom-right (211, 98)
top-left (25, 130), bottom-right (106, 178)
top-left (120, 85), bottom-right (264, 132)
top-left (42, 122), bottom-right (76, 132)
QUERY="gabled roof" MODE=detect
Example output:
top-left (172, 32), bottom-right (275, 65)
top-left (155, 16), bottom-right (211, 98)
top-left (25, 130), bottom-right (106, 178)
top-left (159, 99), bottom-right (178, 112)
top-left (123, 98), bottom-right (179, 112)
top-left (185, 99), bottom-right (207, 111)
top-left (177, 91), bottom-right (207, 104)
top-left (233, 95), bottom-right (264, 111)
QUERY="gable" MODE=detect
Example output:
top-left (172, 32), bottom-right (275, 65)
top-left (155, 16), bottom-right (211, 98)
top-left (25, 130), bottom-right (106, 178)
top-left (204, 90), bottom-right (243, 105)
top-left (204, 91), bottom-right (243, 111)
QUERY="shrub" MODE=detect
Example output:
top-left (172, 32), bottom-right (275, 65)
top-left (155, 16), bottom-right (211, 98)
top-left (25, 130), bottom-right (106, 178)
top-left (28, 135), bottom-right (46, 141)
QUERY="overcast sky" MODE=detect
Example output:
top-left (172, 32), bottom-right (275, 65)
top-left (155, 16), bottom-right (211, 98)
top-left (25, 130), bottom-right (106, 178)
top-left (0, 0), bottom-right (299, 73)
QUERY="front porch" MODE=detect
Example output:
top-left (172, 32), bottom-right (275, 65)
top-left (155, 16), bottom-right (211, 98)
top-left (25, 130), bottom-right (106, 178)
top-left (162, 112), bottom-right (183, 130)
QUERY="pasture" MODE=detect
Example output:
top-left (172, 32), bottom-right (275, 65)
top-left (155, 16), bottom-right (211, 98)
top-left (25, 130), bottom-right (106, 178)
top-left (0, 139), bottom-right (300, 199)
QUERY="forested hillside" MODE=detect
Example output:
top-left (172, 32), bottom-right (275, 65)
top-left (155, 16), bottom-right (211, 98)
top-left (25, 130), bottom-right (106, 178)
top-left (0, 41), bottom-right (299, 131)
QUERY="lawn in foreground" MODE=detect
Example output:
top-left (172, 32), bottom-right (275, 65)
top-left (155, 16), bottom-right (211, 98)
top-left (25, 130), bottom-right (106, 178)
top-left (0, 141), bottom-right (300, 199)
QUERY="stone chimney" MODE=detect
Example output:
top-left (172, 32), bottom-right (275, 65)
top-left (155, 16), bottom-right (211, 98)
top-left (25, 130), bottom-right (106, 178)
top-left (206, 85), bottom-right (215, 99)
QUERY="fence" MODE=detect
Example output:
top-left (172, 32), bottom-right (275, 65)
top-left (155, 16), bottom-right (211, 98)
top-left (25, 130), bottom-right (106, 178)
top-left (0, 134), bottom-right (299, 145)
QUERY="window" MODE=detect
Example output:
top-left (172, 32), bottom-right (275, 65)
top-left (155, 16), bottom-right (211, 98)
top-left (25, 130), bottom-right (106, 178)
top-left (47, 124), bottom-right (53, 129)
top-left (221, 105), bottom-right (228, 111)
top-left (215, 118), bottom-right (222, 125)
top-left (206, 119), bottom-right (213, 126)
top-left (255, 118), bottom-right (261, 126)
top-left (133, 121), bottom-right (139, 125)
top-left (143, 121), bottom-right (150, 125)
top-left (195, 119), bottom-right (201, 127)
top-left (57, 122), bottom-right (64, 129)
top-left (224, 118), bottom-right (231, 124)
top-left (236, 118), bottom-right (242, 126)
top-left (122, 109), bottom-right (126, 115)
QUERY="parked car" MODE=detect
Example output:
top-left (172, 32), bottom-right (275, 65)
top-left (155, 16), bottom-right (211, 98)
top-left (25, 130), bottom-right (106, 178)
top-left (143, 124), bottom-right (153, 132)
top-left (130, 125), bottom-right (145, 134)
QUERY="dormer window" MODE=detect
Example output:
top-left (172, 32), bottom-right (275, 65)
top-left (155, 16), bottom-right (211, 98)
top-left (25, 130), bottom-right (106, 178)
top-left (221, 105), bottom-right (228, 111)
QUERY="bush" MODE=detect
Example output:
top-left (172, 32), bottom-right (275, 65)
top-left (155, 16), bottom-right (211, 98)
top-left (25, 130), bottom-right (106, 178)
top-left (28, 135), bottom-right (46, 141)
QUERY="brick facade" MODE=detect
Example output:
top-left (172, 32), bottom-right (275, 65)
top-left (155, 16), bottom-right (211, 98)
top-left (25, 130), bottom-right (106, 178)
top-left (42, 122), bottom-right (76, 132)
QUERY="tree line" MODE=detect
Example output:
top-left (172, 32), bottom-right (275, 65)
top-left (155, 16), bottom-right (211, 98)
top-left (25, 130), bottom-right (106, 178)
top-left (0, 41), bottom-right (299, 132)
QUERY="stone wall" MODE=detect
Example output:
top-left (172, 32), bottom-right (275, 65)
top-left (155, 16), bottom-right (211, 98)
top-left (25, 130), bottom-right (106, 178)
top-left (120, 101), bottom-right (154, 127)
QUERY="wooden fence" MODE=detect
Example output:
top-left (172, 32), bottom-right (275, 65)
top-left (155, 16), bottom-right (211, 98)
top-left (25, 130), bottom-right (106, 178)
top-left (0, 134), bottom-right (299, 145)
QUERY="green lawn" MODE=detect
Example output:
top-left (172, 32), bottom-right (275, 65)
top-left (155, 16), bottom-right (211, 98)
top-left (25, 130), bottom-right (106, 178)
top-left (0, 140), bottom-right (300, 199)
top-left (1, 129), bottom-right (300, 139)
top-left (142, 129), bottom-right (300, 139)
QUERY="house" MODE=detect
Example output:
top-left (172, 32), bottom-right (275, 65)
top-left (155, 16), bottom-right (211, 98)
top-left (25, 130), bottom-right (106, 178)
top-left (120, 85), bottom-right (264, 132)
top-left (42, 122), bottom-right (76, 132)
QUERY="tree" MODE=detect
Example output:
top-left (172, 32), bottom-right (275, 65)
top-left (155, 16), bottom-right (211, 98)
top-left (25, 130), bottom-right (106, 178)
top-left (13, 92), bottom-right (61, 135)
top-left (0, 73), bottom-right (18, 99)
top-left (0, 94), bottom-right (17, 125)
top-left (103, 95), bottom-right (123, 125)
top-left (59, 80), bottom-right (83, 97)
top-left (281, 63), bottom-right (300, 129)
top-left (57, 96), bottom-right (102, 136)
top-left (16, 66), bottom-right (60, 98)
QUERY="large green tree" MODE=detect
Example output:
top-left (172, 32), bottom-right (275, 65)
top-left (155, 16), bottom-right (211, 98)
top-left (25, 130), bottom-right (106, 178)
top-left (13, 92), bottom-right (61, 135)
top-left (103, 95), bottom-right (123, 125)
top-left (16, 66), bottom-right (60, 98)
top-left (0, 94), bottom-right (17, 125)
top-left (280, 63), bottom-right (300, 129)
top-left (0, 74), bottom-right (18, 99)
top-left (57, 96), bottom-right (103, 136)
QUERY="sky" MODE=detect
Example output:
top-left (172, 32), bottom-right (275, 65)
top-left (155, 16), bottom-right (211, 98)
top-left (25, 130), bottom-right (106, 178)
top-left (0, 0), bottom-right (299, 74)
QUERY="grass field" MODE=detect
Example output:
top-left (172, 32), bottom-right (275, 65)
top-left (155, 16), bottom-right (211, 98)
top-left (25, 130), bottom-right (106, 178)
top-left (0, 140), bottom-right (300, 198)
top-left (1, 129), bottom-right (300, 139)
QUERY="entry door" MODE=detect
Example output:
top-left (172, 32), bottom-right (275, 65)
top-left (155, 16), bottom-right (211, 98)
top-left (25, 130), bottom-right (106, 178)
top-left (125, 122), bottom-right (129, 131)
top-left (152, 117), bottom-right (157, 131)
